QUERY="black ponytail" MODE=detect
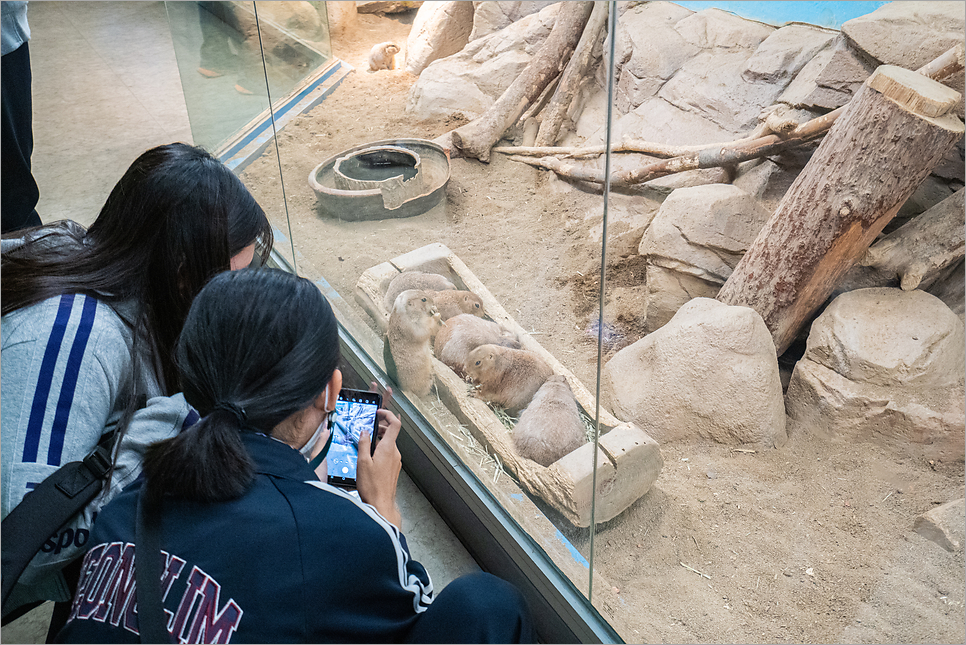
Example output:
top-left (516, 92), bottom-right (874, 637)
top-left (142, 269), bottom-right (340, 503)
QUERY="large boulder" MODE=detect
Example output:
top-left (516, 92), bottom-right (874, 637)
top-left (638, 184), bottom-right (771, 332)
top-left (356, 1), bottom-right (421, 14)
top-left (841, 2), bottom-right (965, 71)
top-left (674, 8), bottom-right (774, 51)
top-left (612, 1), bottom-right (698, 113)
top-left (742, 23), bottom-right (837, 84)
top-left (600, 298), bottom-right (787, 448)
top-left (468, 1), bottom-right (558, 42)
top-left (405, 1), bottom-right (475, 75)
top-left (406, 3), bottom-right (559, 120)
top-left (779, 35), bottom-right (876, 110)
top-left (842, 1), bottom-right (966, 119)
top-left (583, 96), bottom-right (736, 147)
top-left (786, 288), bottom-right (966, 461)
top-left (659, 49), bottom-right (785, 134)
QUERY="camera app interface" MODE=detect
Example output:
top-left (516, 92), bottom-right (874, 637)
top-left (328, 394), bottom-right (378, 482)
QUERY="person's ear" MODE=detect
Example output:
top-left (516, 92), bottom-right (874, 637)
top-left (324, 369), bottom-right (342, 412)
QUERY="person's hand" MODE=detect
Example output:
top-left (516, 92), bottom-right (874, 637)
top-left (357, 384), bottom-right (402, 529)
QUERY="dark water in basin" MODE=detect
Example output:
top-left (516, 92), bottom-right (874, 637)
top-left (339, 149), bottom-right (418, 182)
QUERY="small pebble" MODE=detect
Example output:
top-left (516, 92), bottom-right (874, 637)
top-left (707, 471), bottom-right (717, 479)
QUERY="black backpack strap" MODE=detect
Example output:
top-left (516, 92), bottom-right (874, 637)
top-left (134, 492), bottom-right (171, 644)
top-left (1, 441), bottom-right (113, 614)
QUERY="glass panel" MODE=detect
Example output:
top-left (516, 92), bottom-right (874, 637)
top-left (587, 2), bottom-right (965, 644)
top-left (256, 0), bottom-right (614, 619)
top-left (164, 1), bottom-right (329, 152)
top-left (165, 0), bottom-right (334, 274)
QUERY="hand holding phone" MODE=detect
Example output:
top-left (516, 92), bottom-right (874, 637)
top-left (356, 385), bottom-right (403, 530)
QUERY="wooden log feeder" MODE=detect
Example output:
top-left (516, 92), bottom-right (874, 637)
top-left (356, 243), bottom-right (663, 527)
top-left (717, 65), bottom-right (965, 355)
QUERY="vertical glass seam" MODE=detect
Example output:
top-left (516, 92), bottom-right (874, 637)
top-left (588, 0), bottom-right (619, 605)
top-left (252, 1), bottom-right (298, 274)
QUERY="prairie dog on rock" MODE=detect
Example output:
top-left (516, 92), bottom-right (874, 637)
top-left (387, 290), bottom-right (441, 396)
top-left (432, 290), bottom-right (484, 321)
top-left (369, 42), bottom-right (399, 71)
top-left (384, 271), bottom-right (455, 310)
top-left (513, 375), bottom-right (587, 467)
top-left (464, 344), bottom-right (553, 414)
top-left (434, 314), bottom-right (520, 376)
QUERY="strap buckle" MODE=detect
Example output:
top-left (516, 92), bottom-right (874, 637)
top-left (82, 445), bottom-right (112, 479)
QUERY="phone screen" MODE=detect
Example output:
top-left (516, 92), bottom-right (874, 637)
top-left (327, 389), bottom-right (381, 489)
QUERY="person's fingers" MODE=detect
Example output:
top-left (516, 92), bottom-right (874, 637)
top-left (369, 381), bottom-right (394, 408)
top-left (375, 409), bottom-right (401, 446)
top-left (357, 429), bottom-right (372, 464)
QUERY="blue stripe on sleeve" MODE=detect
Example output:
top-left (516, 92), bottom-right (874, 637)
top-left (22, 294), bottom-right (75, 463)
top-left (182, 409), bottom-right (200, 431)
top-left (47, 295), bottom-right (99, 466)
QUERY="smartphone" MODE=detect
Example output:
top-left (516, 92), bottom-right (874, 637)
top-left (326, 388), bottom-right (382, 489)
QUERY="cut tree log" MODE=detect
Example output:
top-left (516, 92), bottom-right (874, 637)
top-left (859, 188), bottom-right (965, 291)
top-left (534, 1), bottom-right (609, 147)
top-left (716, 65), bottom-right (965, 355)
top-left (448, 1), bottom-right (593, 162)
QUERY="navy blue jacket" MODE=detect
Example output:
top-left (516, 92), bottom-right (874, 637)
top-left (57, 432), bottom-right (433, 643)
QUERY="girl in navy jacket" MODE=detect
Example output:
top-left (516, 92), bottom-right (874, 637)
top-left (57, 269), bottom-right (533, 644)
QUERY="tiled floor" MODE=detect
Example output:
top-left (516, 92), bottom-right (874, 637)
top-left (3, 3), bottom-right (478, 641)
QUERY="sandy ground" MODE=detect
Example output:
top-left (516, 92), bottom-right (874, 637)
top-left (240, 12), bottom-right (965, 643)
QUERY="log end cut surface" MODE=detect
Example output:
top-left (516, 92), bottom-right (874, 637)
top-left (869, 65), bottom-right (963, 120)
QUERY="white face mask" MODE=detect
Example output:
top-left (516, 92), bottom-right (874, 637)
top-left (299, 419), bottom-right (328, 459)
top-left (301, 386), bottom-right (334, 471)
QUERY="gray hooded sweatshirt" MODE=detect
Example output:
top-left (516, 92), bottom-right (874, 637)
top-left (1, 234), bottom-right (191, 611)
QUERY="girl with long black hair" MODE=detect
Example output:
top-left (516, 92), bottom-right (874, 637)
top-left (1, 142), bottom-right (273, 620)
top-left (57, 268), bottom-right (534, 644)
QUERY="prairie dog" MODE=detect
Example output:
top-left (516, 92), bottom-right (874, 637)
top-left (434, 314), bottom-right (521, 376)
top-left (464, 344), bottom-right (553, 414)
top-left (432, 290), bottom-right (484, 321)
top-left (387, 290), bottom-right (441, 396)
top-left (369, 42), bottom-right (400, 71)
top-left (513, 375), bottom-right (587, 467)
top-left (384, 271), bottom-right (455, 310)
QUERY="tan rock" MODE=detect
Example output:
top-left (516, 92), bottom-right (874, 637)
top-left (601, 298), bottom-right (787, 448)
top-left (786, 288), bottom-right (965, 461)
top-left (914, 498), bottom-right (965, 552)
top-left (405, 1), bottom-right (475, 75)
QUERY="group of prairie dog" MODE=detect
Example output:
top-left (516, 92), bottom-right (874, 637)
top-left (384, 270), bottom-right (587, 467)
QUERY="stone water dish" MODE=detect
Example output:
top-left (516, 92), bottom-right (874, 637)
top-left (309, 138), bottom-right (450, 220)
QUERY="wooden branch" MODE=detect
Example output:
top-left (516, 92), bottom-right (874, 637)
top-left (534, 1), bottom-right (609, 147)
top-left (507, 128), bottom-right (820, 186)
top-left (859, 188), bottom-right (965, 291)
top-left (450, 2), bottom-right (594, 162)
top-left (497, 45), bottom-right (964, 180)
top-left (916, 42), bottom-right (965, 80)
top-left (716, 65), bottom-right (964, 355)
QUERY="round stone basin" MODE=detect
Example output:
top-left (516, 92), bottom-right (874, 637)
top-left (333, 146), bottom-right (420, 191)
top-left (309, 138), bottom-right (450, 221)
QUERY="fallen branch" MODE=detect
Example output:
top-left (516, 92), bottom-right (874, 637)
top-left (508, 127), bottom-right (823, 186)
top-left (859, 188), bottom-right (965, 291)
top-left (500, 45), bottom-right (964, 184)
top-left (534, 1), bottom-right (609, 147)
top-left (449, 2), bottom-right (594, 162)
top-left (680, 562), bottom-right (711, 579)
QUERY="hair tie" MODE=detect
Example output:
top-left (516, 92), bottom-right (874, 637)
top-left (210, 401), bottom-right (247, 426)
